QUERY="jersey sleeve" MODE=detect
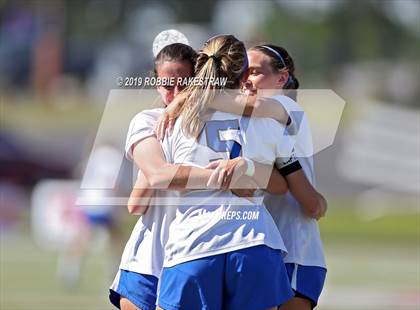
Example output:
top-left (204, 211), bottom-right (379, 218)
top-left (274, 126), bottom-right (302, 176)
top-left (275, 147), bottom-right (302, 176)
top-left (125, 110), bottom-right (160, 160)
top-left (270, 95), bottom-right (306, 136)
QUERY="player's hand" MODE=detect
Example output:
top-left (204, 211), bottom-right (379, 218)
top-left (206, 158), bottom-right (247, 189)
top-left (231, 176), bottom-right (257, 201)
top-left (155, 92), bottom-right (187, 140)
top-left (303, 193), bottom-right (327, 220)
top-left (315, 193), bottom-right (327, 220)
top-left (231, 189), bottom-right (255, 197)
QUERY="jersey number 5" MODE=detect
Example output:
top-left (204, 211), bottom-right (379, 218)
top-left (204, 120), bottom-right (242, 159)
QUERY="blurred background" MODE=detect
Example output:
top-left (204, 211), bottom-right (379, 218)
top-left (1, 0), bottom-right (419, 309)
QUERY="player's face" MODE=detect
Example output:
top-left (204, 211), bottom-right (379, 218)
top-left (156, 60), bottom-right (193, 105)
top-left (246, 50), bottom-right (289, 95)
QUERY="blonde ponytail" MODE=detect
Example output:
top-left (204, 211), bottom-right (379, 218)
top-left (181, 35), bottom-right (247, 137)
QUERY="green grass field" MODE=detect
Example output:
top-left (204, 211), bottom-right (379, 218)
top-left (1, 203), bottom-right (419, 310)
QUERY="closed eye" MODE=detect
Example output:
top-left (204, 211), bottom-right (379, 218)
top-left (249, 69), bottom-right (262, 76)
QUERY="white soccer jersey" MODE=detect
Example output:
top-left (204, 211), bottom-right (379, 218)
top-left (125, 108), bottom-right (164, 160)
top-left (264, 95), bottom-right (326, 268)
top-left (117, 190), bottom-right (178, 276)
top-left (115, 108), bottom-right (177, 278)
top-left (160, 110), bottom-right (298, 268)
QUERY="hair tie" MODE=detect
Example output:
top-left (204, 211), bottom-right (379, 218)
top-left (208, 54), bottom-right (220, 61)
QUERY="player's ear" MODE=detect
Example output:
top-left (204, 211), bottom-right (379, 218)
top-left (277, 71), bottom-right (289, 88)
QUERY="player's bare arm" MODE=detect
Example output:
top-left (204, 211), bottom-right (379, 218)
top-left (132, 136), bottom-right (245, 190)
top-left (132, 136), bottom-right (212, 189)
top-left (285, 169), bottom-right (327, 220)
top-left (127, 170), bottom-right (154, 215)
top-left (209, 92), bottom-right (290, 125)
top-left (155, 92), bottom-right (290, 140)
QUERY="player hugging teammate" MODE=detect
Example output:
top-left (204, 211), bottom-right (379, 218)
top-left (110, 31), bottom-right (327, 310)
